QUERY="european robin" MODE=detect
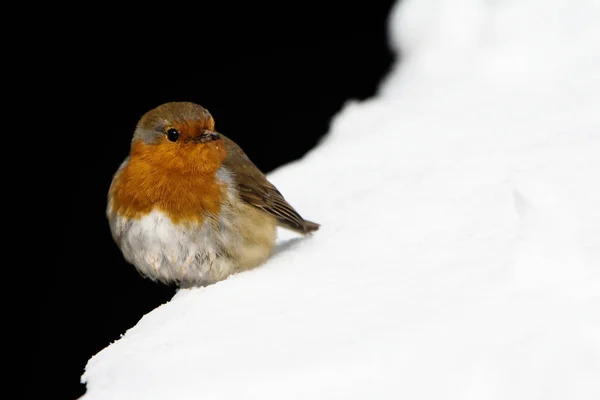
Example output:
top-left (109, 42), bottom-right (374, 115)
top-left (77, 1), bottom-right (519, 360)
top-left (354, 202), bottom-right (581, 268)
top-left (107, 102), bottom-right (319, 287)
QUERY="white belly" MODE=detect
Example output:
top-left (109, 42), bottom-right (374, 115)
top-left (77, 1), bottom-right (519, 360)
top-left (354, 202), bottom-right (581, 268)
top-left (109, 209), bottom-right (237, 286)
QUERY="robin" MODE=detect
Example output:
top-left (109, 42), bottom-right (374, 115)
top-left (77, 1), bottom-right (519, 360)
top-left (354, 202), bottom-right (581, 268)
top-left (107, 102), bottom-right (319, 287)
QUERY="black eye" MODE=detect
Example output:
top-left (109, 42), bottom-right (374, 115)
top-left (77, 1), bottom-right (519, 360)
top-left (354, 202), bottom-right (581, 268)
top-left (166, 128), bottom-right (179, 142)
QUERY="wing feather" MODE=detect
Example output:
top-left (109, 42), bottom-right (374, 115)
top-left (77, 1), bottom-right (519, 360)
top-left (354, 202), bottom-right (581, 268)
top-left (220, 135), bottom-right (319, 234)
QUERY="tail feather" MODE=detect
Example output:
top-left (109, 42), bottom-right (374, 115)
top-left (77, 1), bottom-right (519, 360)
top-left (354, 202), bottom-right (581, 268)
top-left (278, 219), bottom-right (320, 235)
top-left (302, 220), bottom-right (320, 234)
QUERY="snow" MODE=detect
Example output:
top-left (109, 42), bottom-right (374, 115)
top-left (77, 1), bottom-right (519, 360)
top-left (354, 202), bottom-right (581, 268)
top-left (81, 0), bottom-right (600, 398)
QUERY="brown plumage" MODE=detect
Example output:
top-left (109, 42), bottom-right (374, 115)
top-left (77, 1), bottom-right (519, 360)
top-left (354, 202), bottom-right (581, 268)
top-left (220, 136), bottom-right (320, 234)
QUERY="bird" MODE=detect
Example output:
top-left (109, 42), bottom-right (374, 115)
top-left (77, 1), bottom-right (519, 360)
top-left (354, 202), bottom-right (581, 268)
top-left (107, 101), bottom-right (319, 287)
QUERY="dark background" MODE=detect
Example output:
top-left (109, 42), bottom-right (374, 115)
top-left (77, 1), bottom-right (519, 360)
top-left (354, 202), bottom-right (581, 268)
top-left (36, 2), bottom-right (396, 398)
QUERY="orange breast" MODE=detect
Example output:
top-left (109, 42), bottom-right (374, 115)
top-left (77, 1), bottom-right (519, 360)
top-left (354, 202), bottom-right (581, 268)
top-left (109, 139), bottom-right (227, 225)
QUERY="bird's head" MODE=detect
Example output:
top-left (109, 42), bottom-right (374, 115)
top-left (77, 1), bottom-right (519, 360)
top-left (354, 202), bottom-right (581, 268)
top-left (130, 102), bottom-right (226, 174)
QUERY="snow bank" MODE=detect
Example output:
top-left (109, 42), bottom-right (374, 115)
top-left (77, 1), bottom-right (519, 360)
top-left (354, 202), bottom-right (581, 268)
top-left (81, 0), bottom-right (600, 398)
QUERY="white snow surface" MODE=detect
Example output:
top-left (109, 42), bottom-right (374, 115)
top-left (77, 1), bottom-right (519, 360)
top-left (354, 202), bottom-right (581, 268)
top-left (81, 0), bottom-right (600, 398)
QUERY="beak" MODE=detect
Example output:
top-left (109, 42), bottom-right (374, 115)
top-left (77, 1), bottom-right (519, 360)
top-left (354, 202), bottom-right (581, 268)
top-left (190, 130), bottom-right (220, 144)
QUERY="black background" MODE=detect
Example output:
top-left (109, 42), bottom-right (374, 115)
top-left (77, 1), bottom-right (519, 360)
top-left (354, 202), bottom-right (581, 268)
top-left (36, 2), bottom-right (396, 398)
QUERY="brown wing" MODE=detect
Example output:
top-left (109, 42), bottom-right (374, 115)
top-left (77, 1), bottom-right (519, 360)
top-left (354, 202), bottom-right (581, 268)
top-left (220, 135), bottom-right (319, 234)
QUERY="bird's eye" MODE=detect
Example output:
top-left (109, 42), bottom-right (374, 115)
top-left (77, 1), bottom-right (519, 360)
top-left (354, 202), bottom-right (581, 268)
top-left (166, 128), bottom-right (179, 142)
